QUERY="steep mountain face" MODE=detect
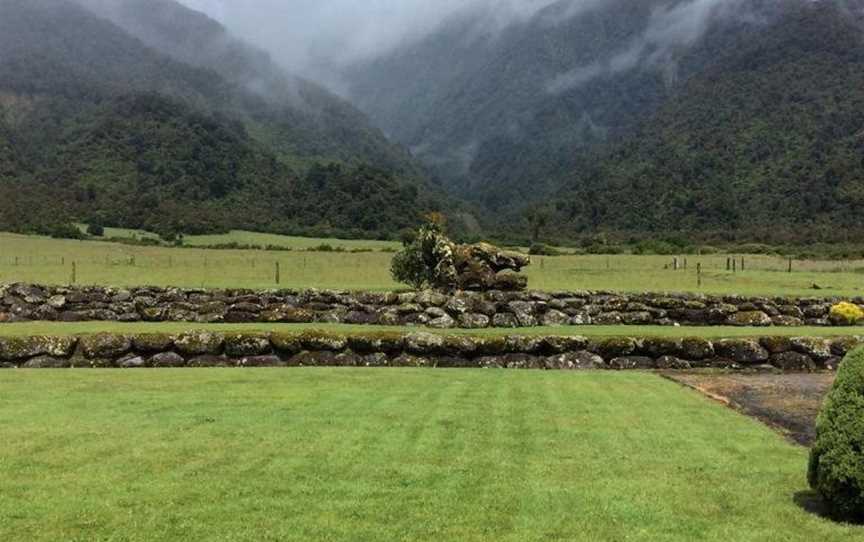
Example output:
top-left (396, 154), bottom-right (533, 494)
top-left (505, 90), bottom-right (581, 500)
top-left (0, 0), bottom-right (441, 238)
top-left (554, 0), bottom-right (864, 241)
top-left (78, 0), bottom-right (423, 174)
top-left (345, 0), bottom-right (864, 241)
top-left (347, 0), bottom-right (707, 203)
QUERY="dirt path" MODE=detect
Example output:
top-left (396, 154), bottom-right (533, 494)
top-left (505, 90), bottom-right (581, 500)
top-left (665, 372), bottom-right (835, 446)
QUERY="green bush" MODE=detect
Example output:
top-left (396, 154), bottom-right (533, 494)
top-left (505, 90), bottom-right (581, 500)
top-left (390, 244), bottom-right (428, 290)
top-left (529, 243), bottom-right (561, 256)
top-left (35, 222), bottom-right (85, 240)
top-left (808, 347), bottom-right (864, 522)
top-left (390, 220), bottom-right (449, 290)
top-left (86, 223), bottom-right (105, 237)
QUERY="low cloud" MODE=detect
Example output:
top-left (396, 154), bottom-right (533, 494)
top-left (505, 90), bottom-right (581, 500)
top-left (177, 0), bottom-right (602, 84)
top-left (547, 0), bottom-right (751, 94)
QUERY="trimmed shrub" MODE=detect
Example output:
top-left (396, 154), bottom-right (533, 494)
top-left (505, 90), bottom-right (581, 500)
top-left (830, 302), bottom-right (864, 326)
top-left (808, 347), bottom-right (864, 522)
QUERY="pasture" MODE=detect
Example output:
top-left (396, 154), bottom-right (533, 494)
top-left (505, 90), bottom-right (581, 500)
top-left (2, 232), bottom-right (864, 295)
top-left (1, 369), bottom-right (860, 541)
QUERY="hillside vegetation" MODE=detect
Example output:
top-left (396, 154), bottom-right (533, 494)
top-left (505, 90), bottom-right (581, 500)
top-left (346, 0), bottom-right (864, 242)
top-left (0, 0), bottom-right (444, 239)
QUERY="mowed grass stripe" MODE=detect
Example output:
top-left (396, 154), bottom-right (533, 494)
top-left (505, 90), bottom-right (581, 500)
top-left (0, 321), bottom-right (861, 339)
top-left (0, 370), bottom-right (861, 541)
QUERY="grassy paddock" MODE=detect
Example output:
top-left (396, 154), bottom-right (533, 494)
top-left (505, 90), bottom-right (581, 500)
top-left (2, 232), bottom-right (864, 295)
top-left (0, 321), bottom-right (861, 338)
top-left (1, 370), bottom-right (859, 541)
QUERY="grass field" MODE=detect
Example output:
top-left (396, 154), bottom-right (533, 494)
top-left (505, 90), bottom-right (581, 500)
top-left (2, 232), bottom-right (864, 295)
top-left (1, 369), bottom-right (859, 541)
top-left (0, 321), bottom-right (861, 338)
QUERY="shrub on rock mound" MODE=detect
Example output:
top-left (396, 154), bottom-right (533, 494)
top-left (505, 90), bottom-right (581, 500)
top-left (830, 302), bottom-right (864, 326)
top-left (808, 347), bottom-right (864, 522)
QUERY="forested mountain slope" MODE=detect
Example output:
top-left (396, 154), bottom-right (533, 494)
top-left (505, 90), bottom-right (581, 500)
top-left (346, 0), bottom-right (864, 241)
top-left (554, 0), bottom-right (864, 242)
top-left (0, 0), bottom-right (441, 238)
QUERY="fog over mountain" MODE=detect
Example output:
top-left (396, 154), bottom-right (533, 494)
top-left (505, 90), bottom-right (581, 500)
top-left (177, 0), bottom-right (604, 88)
top-left (4, 0), bottom-right (863, 244)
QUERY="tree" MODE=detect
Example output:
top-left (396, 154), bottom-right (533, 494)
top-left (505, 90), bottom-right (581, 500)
top-left (390, 218), bottom-right (454, 290)
top-left (808, 347), bottom-right (864, 522)
top-left (524, 205), bottom-right (552, 243)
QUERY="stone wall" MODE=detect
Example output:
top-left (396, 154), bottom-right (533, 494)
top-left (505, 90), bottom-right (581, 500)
top-left (1, 283), bottom-right (861, 328)
top-left (1, 330), bottom-right (861, 371)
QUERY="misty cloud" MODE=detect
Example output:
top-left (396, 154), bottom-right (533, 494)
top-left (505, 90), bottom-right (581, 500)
top-left (177, 0), bottom-right (601, 85)
top-left (547, 0), bottom-right (750, 94)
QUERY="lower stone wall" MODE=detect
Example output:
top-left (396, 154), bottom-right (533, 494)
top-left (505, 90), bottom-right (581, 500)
top-left (1, 331), bottom-right (860, 371)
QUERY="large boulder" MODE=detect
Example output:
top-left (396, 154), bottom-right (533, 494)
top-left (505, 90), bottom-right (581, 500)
top-left (713, 339), bottom-right (769, 365)
top-left (0, 336), bottom-right (77, 361)
top-left (175, 332), bottom-right (224, 355)
top-left (80, 334), bottom-right (132, 359)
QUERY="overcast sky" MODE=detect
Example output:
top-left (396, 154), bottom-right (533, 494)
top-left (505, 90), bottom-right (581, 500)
top-left (177, 0), bottom-right (582, 80)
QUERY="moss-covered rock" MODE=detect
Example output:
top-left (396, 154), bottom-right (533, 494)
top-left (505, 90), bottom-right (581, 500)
top-left (239, 355), bottom-right (285, 367)
top-left (186, 354), bottom-right (231, 367)
top-left (174, 332), bottom-right (224, 355)
top-left (391, 353), bottom-right (434, 367)
top-left (116, 354), bottom-right (147, 369)
top-left (404, 332), bottom-right (446, 355)
top-left (608, 356), bottom-right (655, 370)
top-left (0, 336), bottom-right (77, 361)
top-left (271, 333), bottom-right (303, 354)
top-left (132, 334), bottom-right (175, 352)
top-left (442, 335), bottom-right (480, 356)
top-left (790, 337), bottom-right (832, 362)
top-left (149, 352), bottom-right (186, 368)
top-left (680, 337), bottom-right (714, 360)
top-left (759, 336), bottom-right (793, 354)
top-left (589, 337), bottom-right (638, 359)
top-left (504, 335), bottom-right (544, 354)
top-left (457, 313), bottom-right (490, 329)
top-left (288, 351), bottom-right (337, 366)
top-left (544, 351), bottom-right (604, 370)
top-left (261, 307), bottom-right (315, 323)
top-left (641, 337), bottom-right (683, 357)
top-left (713, 339), bottom-right (769, 364)
top-left (808, 348), bottom-right (864, 522)
top-left (770, 352), bottom-right (815, 372)
top-left (831, 337), bottom-right (864, 357)
top-left (542, 335), bottom-right (589, 354)
top-left (346, 333), bottom-right (405, 354)
top-left (80, 334), bottom-right (132, 359)
top-left (224, 334), bottom-right (272, 357)
top-left (727, 311), bottom-right (772, 327)
top-left (23, 355), bottom-right (70, 369)
top-left (298, 332), bottom-right (348, 352)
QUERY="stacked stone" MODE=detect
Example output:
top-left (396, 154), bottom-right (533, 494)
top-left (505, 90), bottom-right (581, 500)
top-left (1, 331), bottom-right (860, 371)
top-left (1, 283), bottom-right (861, 329)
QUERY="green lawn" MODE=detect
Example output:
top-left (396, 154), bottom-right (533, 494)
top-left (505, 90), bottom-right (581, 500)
top-left (0, 321), bottom-right (861, 339)
top-left (3, 232), bottom-right (864, 296)
top-left (0, 370), bottom-right (858, 541)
